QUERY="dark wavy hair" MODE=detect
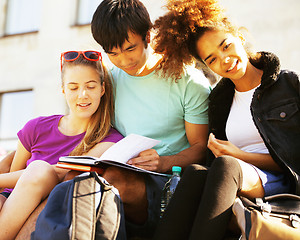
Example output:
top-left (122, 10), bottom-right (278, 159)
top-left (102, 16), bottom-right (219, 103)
top-left (153, 0), bottom-right (244, 80)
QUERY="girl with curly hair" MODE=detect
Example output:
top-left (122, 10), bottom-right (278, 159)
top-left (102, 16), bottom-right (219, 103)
top-left (153, 0), bottom-right (300, 239)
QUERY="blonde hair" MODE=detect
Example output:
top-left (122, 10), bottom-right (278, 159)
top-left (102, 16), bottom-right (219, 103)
top-left (61, 55), bottom-right (114, 155)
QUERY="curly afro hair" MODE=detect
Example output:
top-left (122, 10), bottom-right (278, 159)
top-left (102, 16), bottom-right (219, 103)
top-left (153, 0), bottom-right (226, 80)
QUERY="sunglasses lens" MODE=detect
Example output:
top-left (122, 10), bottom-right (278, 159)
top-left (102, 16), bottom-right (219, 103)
top-left (85, 51), bottom-right (100, 60)
top-left (64, 51), bottom-right (79, 60)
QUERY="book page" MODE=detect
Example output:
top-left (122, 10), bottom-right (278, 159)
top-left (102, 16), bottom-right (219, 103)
top-left (98, 133), bottom-right (160, 164)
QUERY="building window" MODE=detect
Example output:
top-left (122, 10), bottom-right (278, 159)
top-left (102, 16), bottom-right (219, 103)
top-left (76, 0), bottom-right (102, 25)
top-left (5, 0), bottom-right (42, 35)
top-left (0, 90), bottom-right (34, 151)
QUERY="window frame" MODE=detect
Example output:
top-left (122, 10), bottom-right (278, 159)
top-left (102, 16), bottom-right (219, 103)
top-left (2, 0), bottom-right (42, 37)
top-left (0, 89), bottom-right (34, 142)
top-left (74, 0), bottom-right (102, 26)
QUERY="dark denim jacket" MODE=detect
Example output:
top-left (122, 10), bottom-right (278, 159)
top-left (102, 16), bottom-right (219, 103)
top-left (208, 52), bottom-right (300, 194)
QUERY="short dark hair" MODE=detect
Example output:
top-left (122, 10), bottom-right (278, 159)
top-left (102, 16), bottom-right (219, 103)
top-left (91, 0), bottom-right (152, 52)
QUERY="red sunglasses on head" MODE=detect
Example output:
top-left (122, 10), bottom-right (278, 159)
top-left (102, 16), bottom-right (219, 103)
top-left (60, 50), bottom-right (102, 70)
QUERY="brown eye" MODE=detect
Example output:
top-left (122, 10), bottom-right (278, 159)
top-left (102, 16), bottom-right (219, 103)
top-left (223, 43), bottom-right (231, 50)
top-left (209, 57), bottom-right (216, 65)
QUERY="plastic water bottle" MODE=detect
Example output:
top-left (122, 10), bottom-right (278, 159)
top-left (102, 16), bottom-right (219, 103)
top-left (160, 166), bottom-right (181, 218)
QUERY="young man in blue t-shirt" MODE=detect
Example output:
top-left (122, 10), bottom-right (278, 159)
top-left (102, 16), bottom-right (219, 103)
top-left (91, 0), bottom-right (210, 238)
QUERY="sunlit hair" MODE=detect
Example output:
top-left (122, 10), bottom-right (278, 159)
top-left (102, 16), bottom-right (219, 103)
top-left (61, 55), bottom-right (114, 155)
top-left (153, 0), bottom-right (257, 80)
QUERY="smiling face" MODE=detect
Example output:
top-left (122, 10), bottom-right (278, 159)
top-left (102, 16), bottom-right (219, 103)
top-left (62, 65), bottom-right (104, 120)
top-left (196, 30), bottom-right (249, 81)
top-left (106, 31), bottom-right (149, 76)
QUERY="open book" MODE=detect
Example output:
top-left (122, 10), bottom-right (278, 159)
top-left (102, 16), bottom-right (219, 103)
top-left (58, 134), bottom-right (169, 177)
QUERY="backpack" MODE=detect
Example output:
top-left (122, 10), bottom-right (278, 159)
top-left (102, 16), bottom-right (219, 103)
top-left (233, 194), bottom-right (300, 240)
top-left (31, 172), bottom-right (126, 240)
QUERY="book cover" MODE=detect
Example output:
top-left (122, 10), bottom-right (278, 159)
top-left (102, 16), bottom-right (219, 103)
top-left (56, 162), bottom-right (104, 175)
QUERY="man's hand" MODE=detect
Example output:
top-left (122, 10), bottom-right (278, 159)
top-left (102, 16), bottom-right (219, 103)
top-left (127, 149), bottom-right (161, 172)
top-left (207, 133), bottom-right (243, 159)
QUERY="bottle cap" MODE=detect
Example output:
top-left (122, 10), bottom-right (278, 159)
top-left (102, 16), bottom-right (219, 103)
top-left (172, 166), bottom-right (181, 173)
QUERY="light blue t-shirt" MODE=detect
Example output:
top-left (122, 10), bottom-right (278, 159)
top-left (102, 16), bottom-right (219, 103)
top-left (111, 66), bottom-right (210, 156)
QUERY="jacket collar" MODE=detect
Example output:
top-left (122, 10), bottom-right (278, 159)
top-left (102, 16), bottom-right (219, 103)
top-left (251, 52), bottom-right (281, 89)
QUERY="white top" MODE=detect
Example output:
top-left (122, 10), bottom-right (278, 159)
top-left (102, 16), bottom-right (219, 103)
top-left (225, 87), bottom-right (269, 154)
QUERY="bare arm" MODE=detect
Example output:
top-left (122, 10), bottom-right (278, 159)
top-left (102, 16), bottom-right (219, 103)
top-left (0, 170), bottom-right (25, 188)
top-left (10, 140), bottom-right (31, 172)
top-left (128, 122), bottom-right (208, 173)
top-left (207, 133), bottom-right (281, 172)
top-left (0, 140), bottom-right (31, 188)
top-left (83, 142), bottom-right (115, 158)
top-left (0, 151), bottom-right (15, 174)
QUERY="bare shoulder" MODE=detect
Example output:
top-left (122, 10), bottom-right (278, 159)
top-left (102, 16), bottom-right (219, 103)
top-left (85, 142), bottom-right (115, 158)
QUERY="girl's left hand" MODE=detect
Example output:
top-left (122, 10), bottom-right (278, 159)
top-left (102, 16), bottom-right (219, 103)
top-left (208, 133), bottom-right (244, 158)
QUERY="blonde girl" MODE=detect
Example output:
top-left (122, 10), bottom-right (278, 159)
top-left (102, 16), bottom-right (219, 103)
top-left (0, 51), bottom-right (123, 240)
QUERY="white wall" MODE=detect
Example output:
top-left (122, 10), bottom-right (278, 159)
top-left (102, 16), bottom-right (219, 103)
top-left (220, 0), bottom-right (300, 71)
